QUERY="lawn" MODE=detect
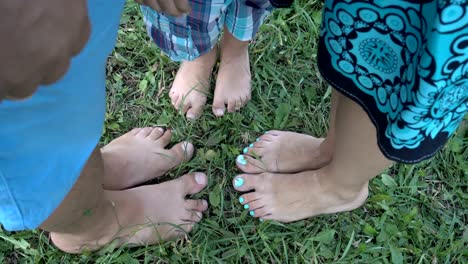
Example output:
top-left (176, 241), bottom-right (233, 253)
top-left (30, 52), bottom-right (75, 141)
top-left (1, 1), bottom-right (467, 263)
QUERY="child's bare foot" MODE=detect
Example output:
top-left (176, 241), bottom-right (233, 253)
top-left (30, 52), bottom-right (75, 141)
top-left (51, 173), bottom-right (209, 253)
top-left (101, 127), bottom-right (194, 190)
top-left (232, 169), bottom-right (367, 223)
top-left (236, 131), bottom-right (333, 174)
top-left (212, 30), bottom-right (251, 116)
top-left (170, 47), bottom-right (218, 120)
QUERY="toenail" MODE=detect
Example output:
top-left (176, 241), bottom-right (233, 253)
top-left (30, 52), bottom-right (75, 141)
top-left (244, 204), bottom-right (249, 209)
top-left (196, 212), bottom-right (203, 219)
top-left (202, 200), bottom-right (208, 207)
top-left (259, 218), bottom-right (264, 222)
top-left (157, 127), bottom-right (164, 132)
top-left (256, 138), bottom-right (260, 142)
top-left (249, 211), bottom-right (255, 216)
top-left (265, 131), bottom-right (269, 134)
top-left (234, 177), bottom-right (244, 187)
top-left (243, 147), bottom-right (249, 154)
top-left (182, 142), bottom-right (193, 152)
top-left (249, 143), bottom-right (254, 148)
top-left (236, 155), bottom-right (247, 166)
top-left (214, 109), bottom-right (225, 116)
top-left (187, 113), bottom-right (197, 120)
top-left (194, 173), bottom-right (207, 185)
top-left (239, 197), bottom-right (244, 203)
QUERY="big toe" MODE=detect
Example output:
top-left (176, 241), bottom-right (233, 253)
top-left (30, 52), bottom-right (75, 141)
top-left (171, 141), bottom-right (195, 162)
top-left (212, 97), bottom-right (226, 117)
top-left (179, 172), bottom-right (208, 195)
top-left (232, 173), bottom-right (262, 192)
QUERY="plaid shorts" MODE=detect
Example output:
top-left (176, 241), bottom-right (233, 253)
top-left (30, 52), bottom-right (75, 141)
top-left (141, 0), bottom-right (273, 61)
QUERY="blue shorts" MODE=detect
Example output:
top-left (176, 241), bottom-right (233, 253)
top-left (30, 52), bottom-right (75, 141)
top-left (0, 0), bottom-right (125, 231)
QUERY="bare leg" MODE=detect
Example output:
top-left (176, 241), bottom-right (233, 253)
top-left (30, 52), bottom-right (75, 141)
top-left (212, 27), bottom-right (252, 116)
top-left (43, 147), bottom-right (208, 253)
top-left (235, 88), bottom-right (339, 173)
top-left (234, 92), bottom-right (393, 222)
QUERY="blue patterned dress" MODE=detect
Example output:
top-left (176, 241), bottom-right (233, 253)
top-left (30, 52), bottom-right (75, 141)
top-left (318, 0), bottom-right (467, 163)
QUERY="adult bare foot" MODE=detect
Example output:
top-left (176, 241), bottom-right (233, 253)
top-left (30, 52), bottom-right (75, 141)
top-left (51, 173), bottom-right (209, 254)
top-left (169, 47), bottom-right (218, 120)
top-left (101, 127), bottom-right (194, 190)
top-left (212, 29), bottom-right (251, 116)
top-left (236, 131), bottom-right (333, 174)
top-left (232, 169), bottom-right (368, 223)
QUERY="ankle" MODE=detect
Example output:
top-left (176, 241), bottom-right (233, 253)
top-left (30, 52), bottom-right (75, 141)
top-left (190, 46), bottom-right (217, 66)
top-left (319, 138), bottom-right (333, 162)
top-left (50, 193), bottom-right (121, 253)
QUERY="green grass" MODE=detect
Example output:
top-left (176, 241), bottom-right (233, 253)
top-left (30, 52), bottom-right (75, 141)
top-left (1, 1), bottom-right (467, 263)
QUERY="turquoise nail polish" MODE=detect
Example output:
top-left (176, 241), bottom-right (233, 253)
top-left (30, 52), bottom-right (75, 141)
top-left (243, 147), bottom-right (249, 154)
top-left (259, 218), bottom-right (264, 222)
top-left (244, 204), bottom-right (249, 209)
top-left (249, 143), bottom-right (254, 148)
top-left (236, 155), bottom-right (247, 166)
top-left (234, 177), bottom-right (244, 187)
top-left (249, 211), bottom-right (255, 216)
top-left (239, 197), bottom-right (244, 203)
top-left (256, 138), bottom-right (260, 142)
top-left (265, 131), bottom-right (269, 134)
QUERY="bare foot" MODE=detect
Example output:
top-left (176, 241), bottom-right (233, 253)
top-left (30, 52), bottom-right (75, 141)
top-left (236, 131), bottom-right (333, 174)
top-left (51, 173), bottom-right (209, 253)
top-left (170, 47), bottom-right (218, 120)
top-left (212, 30), bottom-right (251, 116)
top-left (101, 127), bottom-right (194, 190)
top-left (232, 169), bottom-right (368, 223)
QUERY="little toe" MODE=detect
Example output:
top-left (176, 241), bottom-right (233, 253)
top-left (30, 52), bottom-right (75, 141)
top-left (185, 199), bottom-right (208, 212)
top-left (180, 172), bottom-right (208, 195)
top-left (244, 93), bottom-right (252, 104)
top-left (267, 130), bottom-right (282, 136)
top-left (232, 174), bottom-right (262, 192)
top-left (149, 127), bottom-right (165, 140)
top-left (136, 127), bottom-right (154, 138)
top-left (170, 141), bottom-right (195, 162)
top-left (236, 154), bottom-right (266, 174)
top-left (258, 134), bottom-right (275, 142)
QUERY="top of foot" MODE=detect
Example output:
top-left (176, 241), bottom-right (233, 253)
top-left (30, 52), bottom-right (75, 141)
top-left (169, 47), bottom-right (218, 120)
top-left (212, 31), bottom-right (252, 117)
top-left (236, 131), bottom-right (332, 174)
top-left (101, 127), bottom-right (194, 190)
